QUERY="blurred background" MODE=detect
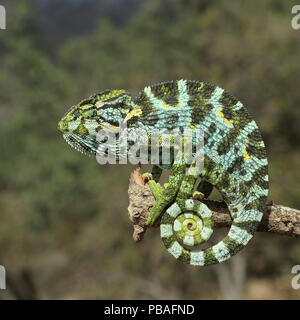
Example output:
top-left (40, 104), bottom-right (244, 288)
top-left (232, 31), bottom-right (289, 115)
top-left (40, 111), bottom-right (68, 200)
top-left (0, 0), bottom-right (299, 299)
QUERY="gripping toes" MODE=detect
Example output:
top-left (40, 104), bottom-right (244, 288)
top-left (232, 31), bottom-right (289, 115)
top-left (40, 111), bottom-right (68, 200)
top-left (142, 172), bottom-right (153, 183)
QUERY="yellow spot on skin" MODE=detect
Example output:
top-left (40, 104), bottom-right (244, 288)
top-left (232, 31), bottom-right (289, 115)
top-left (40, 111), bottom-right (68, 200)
top-left (81, 104), bottom-right (93, 110)
top-left (95, 101), bottom-right (104, 108)
top-left (124, 108), bottom-right (142, 122)
top-left (58, 120), bottom-right (68, 133)
top-left (197, 82), bottom-right (204, 91)
top-left (235, 203), bottom-right (244, 212)
top-left (99, 124), bottom-right (118, 133)
top-left (109, 124), bottom-right (118, 132)
top-left (243, 147), bottom-right (250, 160)
top-left (79, 125), bottom-right (87, 134)
top-left (98, 90), bottom-right (127, 102)
top-left (162, 101), bottom-right (182, 108)
top-left (217, 108), bottom-right (233, 127)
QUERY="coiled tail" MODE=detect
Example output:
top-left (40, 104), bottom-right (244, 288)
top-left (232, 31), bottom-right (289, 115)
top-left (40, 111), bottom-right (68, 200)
top-left (160, 158), bottom-right (268, 266)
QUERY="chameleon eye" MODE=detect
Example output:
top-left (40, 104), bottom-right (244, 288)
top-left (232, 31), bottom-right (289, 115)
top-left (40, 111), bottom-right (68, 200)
top-left (83, 109), bottom-right (96, 117)
top-left (73, 110), bottom-right (80, 118)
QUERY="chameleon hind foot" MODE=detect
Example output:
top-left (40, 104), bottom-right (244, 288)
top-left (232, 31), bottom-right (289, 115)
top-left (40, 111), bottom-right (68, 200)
top-left (192, 191), bottom-right (205, 201)
top-left (196, 180), bottom-right (213, 199)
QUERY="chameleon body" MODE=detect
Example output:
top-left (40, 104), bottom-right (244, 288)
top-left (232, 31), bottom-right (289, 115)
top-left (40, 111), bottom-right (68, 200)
top-left (58, 80), bottom-right (268, 266)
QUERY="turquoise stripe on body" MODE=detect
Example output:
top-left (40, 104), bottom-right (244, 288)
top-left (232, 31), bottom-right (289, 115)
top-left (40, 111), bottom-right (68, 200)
top-left (217, 120), bottom-right (257, 170)
top-left (193, 86), bottom-right (232, 161)
top-left (143, 80), bottom-right (192, 131)
top-left (238, 157), bottom-right (268, 181)
top-left (228, 226), bottom-right (253, 246)
top-left (177, 79), bottom-right (190, 107)
top-left (212, 241), bottom-right (231, 262)
top-left (233, 101), bottom-right (244, 110)
top-left (233, 209), bottom-right (263, 223)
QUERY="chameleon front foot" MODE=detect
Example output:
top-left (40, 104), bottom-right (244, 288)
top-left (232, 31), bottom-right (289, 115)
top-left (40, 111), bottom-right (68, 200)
top-left (145, 176), bottom-right (165, 226)
top-left (142, 172), bottom-right (164, 200)
top-left (142, 172), bottom-right (166, 226)
top-left (148, 180), bottom-right (164, 201)
top-left (142, 172), bottom-right (153, 183)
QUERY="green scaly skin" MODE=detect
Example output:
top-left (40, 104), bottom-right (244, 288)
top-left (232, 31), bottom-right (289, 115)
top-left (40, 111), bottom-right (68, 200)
top-left (58, 80), bottom-right (269, 266)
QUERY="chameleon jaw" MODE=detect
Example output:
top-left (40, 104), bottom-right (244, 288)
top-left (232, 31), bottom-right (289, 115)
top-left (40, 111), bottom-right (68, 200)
top-left (62, 133), bottom-right (95, 157)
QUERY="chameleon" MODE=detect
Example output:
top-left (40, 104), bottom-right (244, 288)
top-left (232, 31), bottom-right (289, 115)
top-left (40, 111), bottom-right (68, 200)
top-left (58, 79), bottom-right (269, 266)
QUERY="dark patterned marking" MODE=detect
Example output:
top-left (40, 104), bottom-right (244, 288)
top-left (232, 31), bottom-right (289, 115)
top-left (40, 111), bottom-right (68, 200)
top-left (133, 92), bottom-right (159, 126)
top-left (150, 81), bottom-right (179, 101)
top-left (209, 123), bottom-right (217, 133)
top-left (190, 103), bottom-right (213, 129)
top-left (204, 248), bottom-right (219, 265)
top-left (79, 98), bottom-right (97, 106)
top-left (215, 171), bottom-right (231, 190)
top-left (167, 114), bottom-right (179, 130)
top-left (178, 249), bottom-right (191, 264)
top-left (238, 181), bottom-right (249, 198)
top-left (165, 97), bottom-right (179, 106)
top-left (219, 129), bottom-right (225, 137)
top-left (208, 140), bottom-right (215, 148)
top-left (205, 157), bottom-right (217, 175)
top-left (245, 144), bottom-right (266, 160)
top-left (223, 237), bottom-right (244, 256)
top-left (187, 81), bottom-right (215, 100)
top-left (217, 108), bottom-right (253, 156)
top-left (240, 169), bottom-right (247, 176)
top-left (73, 124), bottom-right (88, 137)
top-left (250, 165), bottom-right (269, 190)
top-left (245, 195), bottom-right (268, 212)
top-left (72, 110), bottom-right (80, 118)
top-left (227, 156), bottom-right (245, 174)
top-left (102, 93), bottom-right (128, 103)
top-left (248, 128), bottom-right (262, 143)
top-left (222, 107), bottom-right (234, 120)
top-left (219, 91), bottom-right (238, 107)
top-left (204, 135), bottom-right (209, 145)
top-left (186, 81), bottom-right (216, 128)
top-left (161, 213), bottom-right (175, 225)
top-left (127, 116), bottom-right (141, 128)
top-left (162, 235), bottom-right (176, 249)
top-left (233, 221), bottom-right (259, 235)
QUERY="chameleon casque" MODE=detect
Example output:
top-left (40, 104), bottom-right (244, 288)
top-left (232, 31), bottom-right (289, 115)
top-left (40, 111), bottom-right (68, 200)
top-left (58, 80), bottom-right (269, 266)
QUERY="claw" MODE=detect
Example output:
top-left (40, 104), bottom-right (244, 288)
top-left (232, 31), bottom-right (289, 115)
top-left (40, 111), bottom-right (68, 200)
top-left (142, 172), bottom-right (153, 183)
top-left (192, 191), bottom-right (205, 200)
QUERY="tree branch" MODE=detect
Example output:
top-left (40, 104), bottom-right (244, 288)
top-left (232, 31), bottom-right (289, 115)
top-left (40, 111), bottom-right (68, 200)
top-left (127, 168), bottom-right (300, 242)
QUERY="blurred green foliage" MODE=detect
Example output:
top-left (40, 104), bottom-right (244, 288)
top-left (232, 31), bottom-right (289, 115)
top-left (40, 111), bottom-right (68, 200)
top-left (0, 0), bottom-right (299, 299)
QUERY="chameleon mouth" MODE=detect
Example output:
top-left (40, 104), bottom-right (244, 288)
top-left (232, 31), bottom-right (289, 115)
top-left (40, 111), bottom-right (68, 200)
top-left (63, 133), bottom-right (95, 156)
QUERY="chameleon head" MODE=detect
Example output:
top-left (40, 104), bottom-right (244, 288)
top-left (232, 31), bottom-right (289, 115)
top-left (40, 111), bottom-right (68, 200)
top-left (58, 89), bottom-right (133, 155)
